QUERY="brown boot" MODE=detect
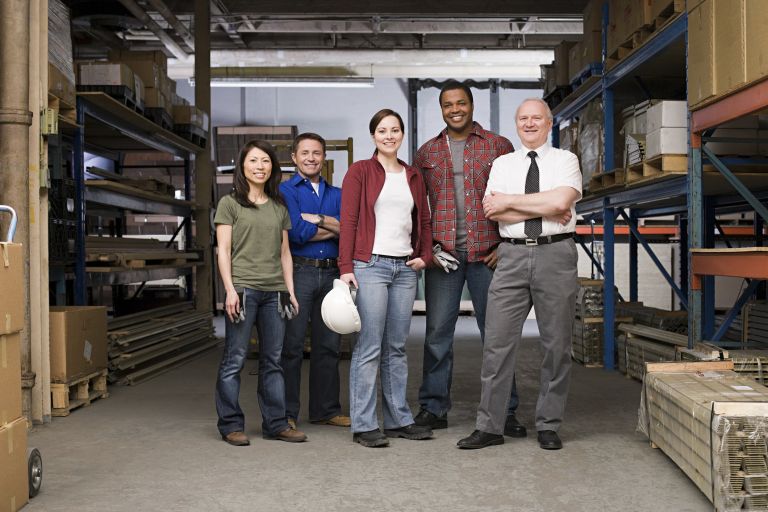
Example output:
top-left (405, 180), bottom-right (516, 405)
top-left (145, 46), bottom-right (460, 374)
top-left (311, 415), bottom-right (351, 427)
top-left (265, 427), bottom-right (307, 443)
top-left (221, 431), bottom-right (250, 446)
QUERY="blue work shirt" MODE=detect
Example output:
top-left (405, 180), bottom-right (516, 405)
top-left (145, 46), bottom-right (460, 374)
top-left (279, 172), bottom-right (341, 259)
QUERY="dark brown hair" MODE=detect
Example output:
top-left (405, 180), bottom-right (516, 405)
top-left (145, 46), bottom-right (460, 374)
top-left (293, 132), bottom-right (326, 154)
top-left (232, 139), bottom-right (284, 208)
top-left (369, 109), bottom-right (404, 135)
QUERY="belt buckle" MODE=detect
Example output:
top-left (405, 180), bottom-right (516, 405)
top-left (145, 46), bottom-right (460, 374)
top-left (525, 238), bottom-right (538, 246)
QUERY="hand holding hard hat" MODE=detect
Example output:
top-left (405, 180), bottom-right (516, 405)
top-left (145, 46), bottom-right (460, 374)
top-left (321, 279), bottom-right (361, 334)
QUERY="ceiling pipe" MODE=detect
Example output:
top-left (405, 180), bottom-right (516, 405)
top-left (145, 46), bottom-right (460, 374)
top-left (145, 0), bottom-right (195, 51)
top-left (117, 0), bottom-right (189, 61)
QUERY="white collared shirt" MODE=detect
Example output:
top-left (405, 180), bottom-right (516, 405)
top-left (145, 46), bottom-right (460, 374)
top-left (486, 142), bottom-right (582, 239)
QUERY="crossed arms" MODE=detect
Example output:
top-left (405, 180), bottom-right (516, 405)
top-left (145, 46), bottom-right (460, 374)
top-left (482, 186), bottom-right (580, 226)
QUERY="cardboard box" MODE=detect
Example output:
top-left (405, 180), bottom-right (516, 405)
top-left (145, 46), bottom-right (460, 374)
top-left (646, 101), bottom-right (687, 132)
top-left (172, 105), bottom-right (209, 130)
top-left (568, 42), bottom-right (583, 82)
top-left (745, 0), bottom-right (768, 85)
top-left (582, 31), bottom-right (603, 67)
top-left (48, 62), bottom-right (76, 105)
top-left (714, 0), bottom-right (747, 97)
top-left (108, 49), bottom-right (167, 73)
top-left (609, 0), bottom-right (653, 53)
top-left (687, 1), bottom-right (716, 108)
top-left (0, 243), bottom-right (24, 336)
top-left (583, 0), bottom-right (604, 34)
top-left (645, 127), bottom-right (687, 158)
top-left (78, 62), bottom-right (134, 88)
top-left (553, 41), bottom-right (576, 86)
top-left (0, 417), bottom-right (28, 512)
top-left (0, 333), bottom-right (22, 427)
top-left (143, 87), bottom-right (168, 112)
top-left (49, 306), bottom-right (107, 383)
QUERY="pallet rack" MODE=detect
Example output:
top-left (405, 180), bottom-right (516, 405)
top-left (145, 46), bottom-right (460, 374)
top-left (59, 91), bottom-right (202, 305)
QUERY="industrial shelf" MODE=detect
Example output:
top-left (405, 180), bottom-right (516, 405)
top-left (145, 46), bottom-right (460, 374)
top-left (69, 92), bottom-right (197, 304)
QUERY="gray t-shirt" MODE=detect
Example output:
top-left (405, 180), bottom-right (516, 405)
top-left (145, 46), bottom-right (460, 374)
top-left (449, 137), bottom-right (468, 250)
top-left (214, 194), bottom-right (291, 291)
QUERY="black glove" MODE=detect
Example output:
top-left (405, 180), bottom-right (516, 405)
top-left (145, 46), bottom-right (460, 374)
top-left (278, 291), bottom-right (297, 320)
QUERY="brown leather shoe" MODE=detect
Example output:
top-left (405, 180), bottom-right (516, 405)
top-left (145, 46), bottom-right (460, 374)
top-left (265, 428), bottom-right (307, 443)
top-left (221, 431), bottom-right (250, 446)
top-left (311, 415), bottom-right (351, 427)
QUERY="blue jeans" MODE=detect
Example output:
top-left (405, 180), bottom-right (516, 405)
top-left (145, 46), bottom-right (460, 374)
top-left (216, 288), bottom-right (290, 437)
top-left (350, 255), bottom-right (417, 433)
top-left (419, 250), bottom-right (519, 417)
top-left (281, 263), bottom-right (342, 422)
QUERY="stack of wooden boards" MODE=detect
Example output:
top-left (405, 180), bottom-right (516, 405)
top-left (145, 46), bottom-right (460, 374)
top-left (107, 302), bottom-right (219, 385)
top-left (85, 236), bottom-right (199, 271)
top-left (641, 360), bottom-right (768, 510)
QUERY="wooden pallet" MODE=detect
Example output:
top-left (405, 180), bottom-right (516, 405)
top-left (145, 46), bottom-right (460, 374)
top-left (48, 93), bottom-right (77, 127)
top-left (51, 369), bottom-right (109, 417)
top-left (626, 154), bottom-right (687, 184)
top-left (588, 168), bottom-right (626, 193)
top-left (652, 0), bottom-right (685, 32)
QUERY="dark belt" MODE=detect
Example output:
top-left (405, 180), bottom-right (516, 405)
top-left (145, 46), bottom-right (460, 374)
top-left (293, 256), bottom-right (338, 268)
top-left (373, 254), bottom-right (409, 261)
top-left (503, 232), bottom-right (575, 246)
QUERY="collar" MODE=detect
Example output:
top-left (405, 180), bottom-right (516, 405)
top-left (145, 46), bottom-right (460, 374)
top-left (438, 121), bottom-right (488, 142)
top-left (521, 142), bottom-right (551, 159)
top-left (288, 171), bottom-right (325, 188)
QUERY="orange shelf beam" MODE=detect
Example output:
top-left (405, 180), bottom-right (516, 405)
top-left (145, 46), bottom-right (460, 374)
top-left (690, 248), bottom-right (768, 290)
top-left (691, 78), bottom-right (768, 133)
top-left (575, 226), bottom-right (757, 236)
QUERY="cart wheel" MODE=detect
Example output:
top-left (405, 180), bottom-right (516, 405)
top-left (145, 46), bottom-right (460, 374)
top-left (27, 447), bottom-right (42, 498)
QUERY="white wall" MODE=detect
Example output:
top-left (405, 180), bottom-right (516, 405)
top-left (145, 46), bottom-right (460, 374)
top-left (177, 79), bottom-right (545, 186)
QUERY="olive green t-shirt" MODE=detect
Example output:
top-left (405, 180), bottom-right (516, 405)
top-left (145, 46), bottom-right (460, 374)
top-left (214, 194), bottom-right (291, 291)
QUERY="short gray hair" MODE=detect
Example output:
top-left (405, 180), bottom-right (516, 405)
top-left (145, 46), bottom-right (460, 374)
top-left (515, 97), bottom-right (553, 121)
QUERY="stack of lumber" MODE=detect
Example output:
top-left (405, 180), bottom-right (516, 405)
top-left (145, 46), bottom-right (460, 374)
top-left (86, 166), bottom-right (176, 197)
top-left (745, 302), bottom-right (768, 348)
top-left (727, 350), bottom-right (768, 386)
top-left (572, 278), bottom-right (630, 367)
top-left (617, 323), bottom-right (687, 380)
top-left (641, 360), bottom-right (768, 511)
top-left (107, 302), bottom-right (220, 385)
top-left (615, 301), bottom-right (687, 334)
top-left (86, 236), bottom-right (199, 270)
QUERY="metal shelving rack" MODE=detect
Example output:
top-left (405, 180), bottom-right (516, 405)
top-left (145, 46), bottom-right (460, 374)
top-left (552, 8), bottom-right (689, 370)
top-left (688, 79), bottom-right (768, 346)
top-left (69, 91), bottom-right (199, 305)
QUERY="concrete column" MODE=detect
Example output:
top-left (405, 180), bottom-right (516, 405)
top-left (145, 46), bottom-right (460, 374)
top-left (0, 0), bottom-right (33, 419)
top-left (194, 0), bottom-right (214, 313)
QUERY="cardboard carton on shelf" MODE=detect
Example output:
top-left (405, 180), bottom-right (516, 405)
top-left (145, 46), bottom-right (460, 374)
top-left (0, 243), bottom-right (24, 336)
top-left (49, 306), bottom-right (108, 383)
top-left (645, 127), bottom-right (687, 159)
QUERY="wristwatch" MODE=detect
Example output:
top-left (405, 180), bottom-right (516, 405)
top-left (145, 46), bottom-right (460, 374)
top-left (317, 214), bottom-right (325, 226)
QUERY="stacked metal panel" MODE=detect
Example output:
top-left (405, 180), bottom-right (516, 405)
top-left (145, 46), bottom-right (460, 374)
top-left (618, 323), bottom-right (686, 380)
top-left (746, 303), bottom-right (768, 348)
top-left (107, 302), bottom-right (220, 385)
top-left (572, 278), bottom-right (616, 367)
top-left (615, 301), bottom-right (688, 333)
top-left (643, 362), bottom-right (768, 510)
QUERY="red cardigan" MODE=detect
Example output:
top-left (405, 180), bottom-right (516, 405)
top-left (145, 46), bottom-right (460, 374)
top-left (339, 153), bottom-right (433, 275)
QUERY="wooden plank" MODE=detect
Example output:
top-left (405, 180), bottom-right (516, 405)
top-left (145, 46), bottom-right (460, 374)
top-left (85, 180), bottom-right (193, 206)
top-left (646, 360), bottom-right (734, 373)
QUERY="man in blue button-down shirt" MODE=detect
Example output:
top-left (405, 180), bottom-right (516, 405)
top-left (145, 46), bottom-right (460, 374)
top-left (279, 132), bottom-right (350, 428)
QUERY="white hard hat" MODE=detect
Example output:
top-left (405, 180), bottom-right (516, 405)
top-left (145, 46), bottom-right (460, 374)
top-left (321, 279), bottom-right (361, 334)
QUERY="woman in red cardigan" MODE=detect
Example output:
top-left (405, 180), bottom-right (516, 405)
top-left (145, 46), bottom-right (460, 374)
top-left (338, 108), bottom-right (434, 448)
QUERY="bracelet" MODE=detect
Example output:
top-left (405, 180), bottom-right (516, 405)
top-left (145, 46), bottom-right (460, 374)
top-left (317, 214), bottom-right (325, 226)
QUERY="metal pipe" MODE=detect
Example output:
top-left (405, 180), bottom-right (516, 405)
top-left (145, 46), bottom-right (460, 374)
top-left (0, 0), bottom-right (32, 420)
top-left (145, 0), bottom-right (195, 50)
top-left (117, 0), bottom-right (189, 61)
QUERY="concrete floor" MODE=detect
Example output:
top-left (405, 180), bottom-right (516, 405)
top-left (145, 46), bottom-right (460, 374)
top-left (25, 316), bottom-right (710, 512)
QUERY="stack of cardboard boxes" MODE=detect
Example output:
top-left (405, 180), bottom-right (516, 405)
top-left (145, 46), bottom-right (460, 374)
top-left (0, 241), bottom-right (29, 511)
top-left (568, 0), bottom-right (603, 84)
top-left (688, 0), bottom-right (768, 110)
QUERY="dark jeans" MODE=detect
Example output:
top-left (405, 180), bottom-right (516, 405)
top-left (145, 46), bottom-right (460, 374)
top-left (419, 250), bottom-right (519, 417)
top-left (215, 288), bottom-right (290, 437)
top-left (281, 263), bottom-right (342, 422)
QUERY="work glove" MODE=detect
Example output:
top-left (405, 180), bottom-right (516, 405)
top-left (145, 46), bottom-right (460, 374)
top-left (278, 291), bottom-right (298, 320)
top-left (433, 244), bottom-right (459, 273)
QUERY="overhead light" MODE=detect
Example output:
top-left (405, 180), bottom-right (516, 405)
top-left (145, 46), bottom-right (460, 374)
top-left (198, 76), bottom-right (375, 88)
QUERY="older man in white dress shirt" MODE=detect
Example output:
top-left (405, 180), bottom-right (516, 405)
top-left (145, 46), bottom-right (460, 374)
top-left (457, 98), bottom-right (581, 451)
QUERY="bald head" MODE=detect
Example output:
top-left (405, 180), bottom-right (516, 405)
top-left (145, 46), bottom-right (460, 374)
top-left (515, 98), bottom-right (554, 150)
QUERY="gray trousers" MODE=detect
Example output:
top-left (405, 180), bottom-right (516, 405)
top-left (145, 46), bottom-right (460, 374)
top-left (476, 239), bottom-right (578, 434)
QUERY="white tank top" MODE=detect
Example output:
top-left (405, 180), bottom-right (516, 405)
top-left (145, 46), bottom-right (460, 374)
top-left (372, 170), bottom-right (414, 257)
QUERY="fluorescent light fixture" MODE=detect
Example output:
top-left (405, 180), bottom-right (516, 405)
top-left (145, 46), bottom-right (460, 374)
top-left (189, 75), bottom-right (374, 88)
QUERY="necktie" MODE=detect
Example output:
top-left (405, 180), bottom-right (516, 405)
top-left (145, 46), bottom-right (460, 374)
top-left (524, 151), bottom-right (542, 239)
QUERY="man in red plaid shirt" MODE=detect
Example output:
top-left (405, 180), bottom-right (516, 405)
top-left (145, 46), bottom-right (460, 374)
top-left (413, 81), bottom-right (523, 437)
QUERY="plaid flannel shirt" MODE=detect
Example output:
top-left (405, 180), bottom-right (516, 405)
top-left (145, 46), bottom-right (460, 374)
top-left (414, 122), bottom-right (514, 262)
